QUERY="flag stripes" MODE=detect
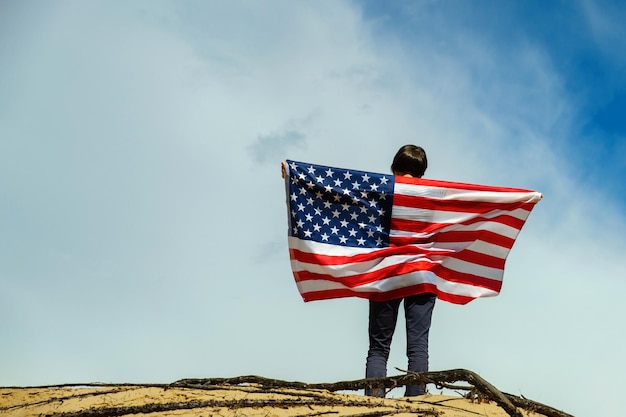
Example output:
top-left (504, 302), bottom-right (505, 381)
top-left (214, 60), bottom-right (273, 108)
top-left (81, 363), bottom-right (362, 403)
top-left (285, 160), bottom-right (541, 304)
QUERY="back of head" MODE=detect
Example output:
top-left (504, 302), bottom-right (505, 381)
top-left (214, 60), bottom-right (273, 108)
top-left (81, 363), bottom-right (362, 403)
top-left (391, 144), bottom-right (427, 178)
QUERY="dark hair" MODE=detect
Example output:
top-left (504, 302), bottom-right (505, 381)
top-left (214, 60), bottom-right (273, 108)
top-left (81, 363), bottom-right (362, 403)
top-left (391, 145), bottom-right (427, 178)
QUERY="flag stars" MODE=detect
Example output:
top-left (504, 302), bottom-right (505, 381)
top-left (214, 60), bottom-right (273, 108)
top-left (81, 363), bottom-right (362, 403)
top-left (287, 161), bottom-right (393, 248)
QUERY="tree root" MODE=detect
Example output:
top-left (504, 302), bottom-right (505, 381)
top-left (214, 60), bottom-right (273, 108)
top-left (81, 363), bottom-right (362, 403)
top-left (173, 368), bottom-right (574, 417)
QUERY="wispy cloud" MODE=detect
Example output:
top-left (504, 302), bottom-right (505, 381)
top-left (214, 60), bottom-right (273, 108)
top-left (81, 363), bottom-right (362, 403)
top-left (248, 129), bottom-right (306, 164)
top-left (579, 0), bottom-right (626, 60)
top-left (247, 114), bottom-right (320, 164)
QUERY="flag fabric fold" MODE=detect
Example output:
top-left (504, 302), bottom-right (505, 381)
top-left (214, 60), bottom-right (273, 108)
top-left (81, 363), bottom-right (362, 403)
top-left (284, 160), bottom-right (542, 305)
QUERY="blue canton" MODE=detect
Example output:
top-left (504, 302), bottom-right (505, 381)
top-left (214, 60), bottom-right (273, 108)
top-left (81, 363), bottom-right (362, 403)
top-left (287, 160), bottom-right (394, 248)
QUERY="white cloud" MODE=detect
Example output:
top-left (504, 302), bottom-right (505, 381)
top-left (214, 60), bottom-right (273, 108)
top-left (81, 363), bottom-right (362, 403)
top-left (580, 0), bottom-right (626, 58)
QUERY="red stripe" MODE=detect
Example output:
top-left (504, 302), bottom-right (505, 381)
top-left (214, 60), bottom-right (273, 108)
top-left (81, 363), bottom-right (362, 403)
top-left (292, 257), bottom-right (502, 291)
top-left (389, 230), bottom-right (515, 250)
top-left (393, 193), bottom-right (528, 214)
top-left (290, 245), bottom-right (454, 266)
top-left (432, 230), bottom-right (515, 248)
top-left (390, 213), bottom-right (527, 236)
top-left (450, 249), bottom-right (505, 269)
top-left (300, 283), bottom-right (476, 305)
top-left (442, 212), bottom-right (527, 229)
top-left (395, 175), bottom-right (536, 194)
top-left (390, 218), bottom-right (450, 234)
top-left (293, 239), bottom-right (506, 270)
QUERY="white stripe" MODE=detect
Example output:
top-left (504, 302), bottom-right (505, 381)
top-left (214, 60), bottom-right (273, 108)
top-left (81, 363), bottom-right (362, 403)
top-left (390, 218), bottom-right (522, 241)
top-left (291, 253), bottom-right (442, 278)
top-left (391, 206), bottom-right (531, 231)
top-left (288, 236), bottom-right (380, 256)
top-left (290, 235), bottom-right (508, 276)
top-left (440, 257), bottom-right (503, 281)
top-left (434, 240), bottom-right (510, 259)
top-left (392, 205), bottom-right (478, 224)
top-left (296, 271), bottom-right (499, 298)
top-left (291, 248), bottom-right (504, 281)
top-left (394, 182), bottom-right (542, 204)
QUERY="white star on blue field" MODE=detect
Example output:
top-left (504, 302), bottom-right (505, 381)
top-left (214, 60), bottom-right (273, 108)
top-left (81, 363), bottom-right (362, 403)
top-left (1, 2), bottom-right (625, 417)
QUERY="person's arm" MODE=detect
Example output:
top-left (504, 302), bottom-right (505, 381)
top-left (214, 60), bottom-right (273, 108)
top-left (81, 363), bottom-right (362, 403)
top-left (281, 161), bottom-right (286, 178)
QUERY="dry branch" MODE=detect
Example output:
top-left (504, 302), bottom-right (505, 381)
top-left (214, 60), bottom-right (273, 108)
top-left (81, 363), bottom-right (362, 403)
top-left (173, 368), bottom-right (574, 417)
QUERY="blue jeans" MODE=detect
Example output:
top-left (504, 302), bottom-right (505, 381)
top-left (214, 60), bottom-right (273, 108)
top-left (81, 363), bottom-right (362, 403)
top-left (365, 293), bottom-right (436, 397)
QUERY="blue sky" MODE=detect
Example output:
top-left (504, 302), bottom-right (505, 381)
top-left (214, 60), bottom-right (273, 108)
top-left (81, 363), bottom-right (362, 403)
top-left (1, 1), bottom-right (625, 416)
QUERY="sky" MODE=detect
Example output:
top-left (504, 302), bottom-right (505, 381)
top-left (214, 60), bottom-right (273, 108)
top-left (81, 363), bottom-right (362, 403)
top-left (1, 1), bottom-right (625, 416)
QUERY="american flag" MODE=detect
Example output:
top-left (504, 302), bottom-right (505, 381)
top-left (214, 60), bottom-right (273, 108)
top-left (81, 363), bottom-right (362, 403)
top-left (284, 160), bottom-right (542, 305)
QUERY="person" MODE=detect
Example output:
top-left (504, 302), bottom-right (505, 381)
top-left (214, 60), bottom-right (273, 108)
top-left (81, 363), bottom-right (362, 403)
top-left (281, 145), bottom-right (435, 397)
top-left (365, 144), bottom-right (436, 397)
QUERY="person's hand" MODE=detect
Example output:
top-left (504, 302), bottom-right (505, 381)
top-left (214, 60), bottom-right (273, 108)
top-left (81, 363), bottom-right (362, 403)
top-left (281, 161), bottom-right (286, 179)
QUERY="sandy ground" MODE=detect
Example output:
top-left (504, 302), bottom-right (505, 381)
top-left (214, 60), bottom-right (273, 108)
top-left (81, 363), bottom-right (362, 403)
top-left (0, 384), bottom-right (535, 417)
